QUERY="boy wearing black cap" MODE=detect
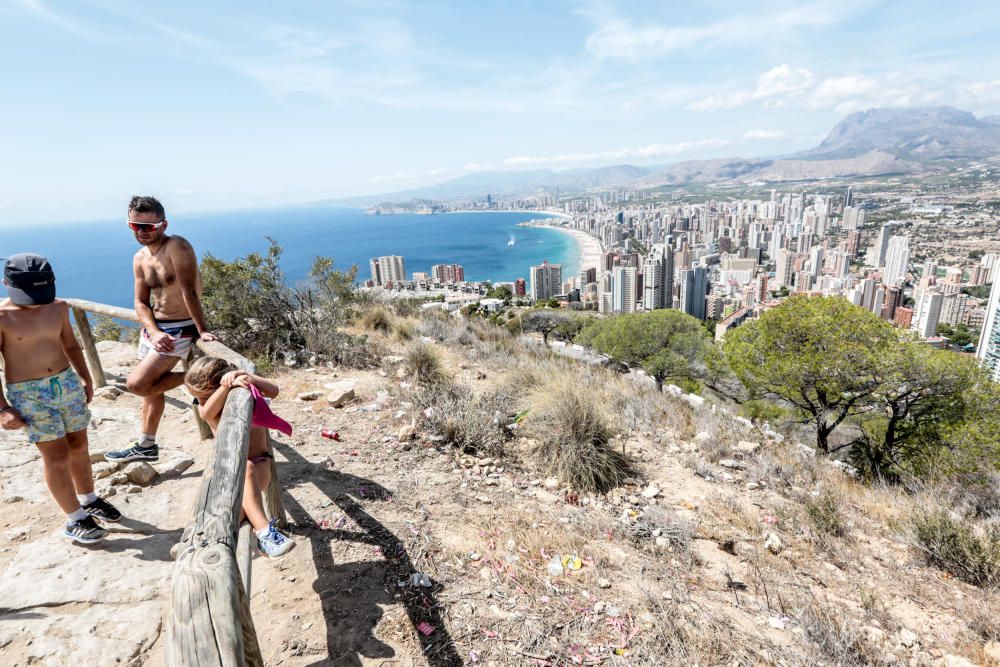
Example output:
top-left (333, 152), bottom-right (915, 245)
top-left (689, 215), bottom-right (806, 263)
top-left (0, 253), bottom-right (121, 543)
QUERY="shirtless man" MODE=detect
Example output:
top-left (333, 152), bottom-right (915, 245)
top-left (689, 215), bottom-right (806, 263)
top-left (0, 253), bottom-right (121, 543)
top-left (105, 196), bottom-right (217, 463)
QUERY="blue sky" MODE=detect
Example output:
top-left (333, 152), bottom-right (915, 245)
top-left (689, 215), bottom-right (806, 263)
top-left (2, 0), bottom-right (1000, 224)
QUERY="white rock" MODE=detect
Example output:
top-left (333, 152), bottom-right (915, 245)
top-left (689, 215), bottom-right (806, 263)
top-left (763, 532), bottom-right (783, 554)
top-left (92, 461), bottom-right (119, 479)
top-left (898, 628), bottom-right (919, 648)
top-left (593, 601), bottom-right (606, 614)
top-left (693, 431), bottom-right (711, 443)
top-left (156, 453), bottom-right (194, 477)
top-left (543, 477), bottom-right (560, 490)
top-left (597, 578), bottom-right (611, 589)
top-left (641, 483), bottom-right (661, 499)
top-left (767, 616), bottom-right (785, 630)
top-left (398, 423), bottom-right (417, 441)
top-left (326, 381), bottom-right (356, 407)
top-left (123, 462), bottom-right (158, 486)
top-left (941, 656), bottom-right (977, 667)
top-left (94, 386), bottom-right (122, 400)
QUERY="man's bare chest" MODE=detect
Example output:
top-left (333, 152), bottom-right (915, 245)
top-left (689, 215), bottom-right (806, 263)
top-left (139, 258), bottom-right (177, 290)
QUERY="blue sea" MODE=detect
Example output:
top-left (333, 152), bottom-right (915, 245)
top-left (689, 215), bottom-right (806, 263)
top-left (0, 207), bottom-right (576, 308)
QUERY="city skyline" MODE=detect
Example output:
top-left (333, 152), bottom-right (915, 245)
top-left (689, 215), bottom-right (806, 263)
top-left (3, 1), bottom-right (1000, 224)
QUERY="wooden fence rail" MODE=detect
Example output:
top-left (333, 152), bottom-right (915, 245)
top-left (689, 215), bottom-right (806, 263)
top-left (64, 298), bottom-right (287, 666)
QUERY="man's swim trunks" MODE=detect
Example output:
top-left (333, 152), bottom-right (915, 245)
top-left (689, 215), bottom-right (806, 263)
top-left (137, 318), bottom-right (199, 360)
top-left (5, 366), bottom-right (90, 443)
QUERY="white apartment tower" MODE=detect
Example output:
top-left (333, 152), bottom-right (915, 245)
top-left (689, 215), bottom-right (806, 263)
top-left (977, 278), bottom-right (1000, 381)
top-left (530, 261), bottom-right (563, 302)
top-left (641, 242), bottom-right (673, 311)
top-left (883, 236), bottom-right (910, 286)
top-left (611, 265), bottom-right (637, 314)
top-left (369, 255), bottom-right (406, 286)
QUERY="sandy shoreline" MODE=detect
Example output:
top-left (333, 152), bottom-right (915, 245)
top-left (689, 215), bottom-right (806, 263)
top-left (518, 217), bottom-right (604, 276)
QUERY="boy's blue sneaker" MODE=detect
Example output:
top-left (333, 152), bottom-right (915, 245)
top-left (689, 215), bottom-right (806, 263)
top-left (257, 519), bottom-right (294, 558)
top-left (64, 516), bottom-right (108, 544)
top-left (83, 496), bottom-right (122, 523)
top-left (104, 442), bottom-right (159, 463)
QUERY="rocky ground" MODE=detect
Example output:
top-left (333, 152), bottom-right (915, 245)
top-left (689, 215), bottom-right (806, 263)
top-left (0, 332), bottom-right (998, 666)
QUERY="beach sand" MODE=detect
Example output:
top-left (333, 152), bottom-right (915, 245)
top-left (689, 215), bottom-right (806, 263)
top-left (547, 227), bottom-right (604, 275)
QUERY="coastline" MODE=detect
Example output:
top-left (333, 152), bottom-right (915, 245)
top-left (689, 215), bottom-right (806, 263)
top-left (518, 218), bottom-right (604, 277)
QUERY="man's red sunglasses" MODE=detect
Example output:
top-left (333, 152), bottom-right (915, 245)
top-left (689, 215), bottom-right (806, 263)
top-left (127, 220), bottom-right (166, 232)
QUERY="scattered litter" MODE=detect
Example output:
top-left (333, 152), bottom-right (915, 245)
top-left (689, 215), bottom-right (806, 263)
top-left (561, 555), bottom-right (583, 571)
top-left (469, 650), bottom-right (480, 663)
top-left (468, 551), bottom-right (482, 561)
top-left (416, 621), bottom-right (435, 636)
top-left (546, 556), bottom-right (564, 577)
top-left (321, 430), bottom-right (340, 441)
top-left (399, 572), bottom-right (433, 588)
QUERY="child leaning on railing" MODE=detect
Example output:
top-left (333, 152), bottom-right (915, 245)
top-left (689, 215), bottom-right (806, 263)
top-left (184, 357), bottom-right (294, 558)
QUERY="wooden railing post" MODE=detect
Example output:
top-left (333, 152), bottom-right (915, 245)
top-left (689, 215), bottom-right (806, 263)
top-left (71, 308), bottom-right (108, 388)
top-left (166, 387), bottom-right (263, 666)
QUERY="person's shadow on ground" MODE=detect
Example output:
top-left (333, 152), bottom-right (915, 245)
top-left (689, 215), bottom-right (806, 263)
top-left (272, 438), bottom-right (463, 667)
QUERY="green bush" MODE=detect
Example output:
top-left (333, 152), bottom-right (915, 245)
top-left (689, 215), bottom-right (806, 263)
top-left (911, 509), bottom-right (1000, 588)
top-left (91, 315), bottom-right (123, 343)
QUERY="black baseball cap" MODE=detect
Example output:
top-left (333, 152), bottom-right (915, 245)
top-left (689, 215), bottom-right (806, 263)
top-left (4, 253), bottom-right (56, 305)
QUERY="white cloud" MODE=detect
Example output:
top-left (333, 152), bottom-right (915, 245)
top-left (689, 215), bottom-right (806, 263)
top-left (582, 2), bottom-right (859, 60)
top-left (503, 138), bottom-right (732, 168)
top-left (687, 64), bottom-right (814, 111)
top-left (743, 129), bottom-right (786, 140)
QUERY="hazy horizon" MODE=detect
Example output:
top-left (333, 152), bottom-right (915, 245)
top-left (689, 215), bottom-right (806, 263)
top-left (2, 1), bottom-right (1000, 224)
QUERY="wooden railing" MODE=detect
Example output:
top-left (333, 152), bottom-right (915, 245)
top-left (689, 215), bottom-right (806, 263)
top-left (65, 298), bottom-right (287, 666)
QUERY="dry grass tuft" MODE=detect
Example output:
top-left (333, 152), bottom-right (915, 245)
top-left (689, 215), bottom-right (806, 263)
top-left (800, 598), bottom-right (891, 666)
top-left (405, 342), bottom-right (449, 387)
top-left (910, 507), bottom-right (1000, 588)
top-left (416, 382), bottom-right (520, 457)
top-left (525, 372), bottom-right (632, 494)
top-left (360, 305), bottom-right (394, 334)
top-left (804, 490), bottom-right (849, 541)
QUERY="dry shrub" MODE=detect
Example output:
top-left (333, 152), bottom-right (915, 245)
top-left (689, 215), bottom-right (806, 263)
top-left (910, 508), bottom-right (1000, 588)
top-left (405, 342), bottom-right (449, 387)
top-left (966, 593), bottom-right (1000, 641)
top-left (805, 490), bottom-right (849, 541)
top-left (394, 319), bottom-right (415, 341)
top-left (632, 594), bottom-right (795, 666)
top-left (800, 598), bottom-right (891, 666)
top-left (415, 312), bottom-right (456, 341)
top-left (360, 305), bottom-right (394, 334)
top-left (526, 373), bottom-right (632, 493)
top-left (416, 382), bottom-right (520, 457)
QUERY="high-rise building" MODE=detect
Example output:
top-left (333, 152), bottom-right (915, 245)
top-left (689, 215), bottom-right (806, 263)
top-left (911, 288), bottom-right (943, 338)
top-left (369, 255), bottom-right (406, 287)
top-left (774, 249), bottom-right (800, 289)
top-left (530, 261), bottom-right (562, 302)
top-left (431, 263), bottom-right (465, 283)
top-left (866, 223), bottom-right (896, 268)
top-left (883, 236), bottom-right (910, 286)
top-left (894, 306), bottom-right (913, 329)
top-left (641, 243), bottom-right (673, 311)
top-left (977, 278), bottom-right (1000, 381)
top-left (611, 266), bottom-right (637, 314)
top-left (679, 267), bottom-right (708, 320)
top-left (514, 278), bottom-right (526, 296)
top-left (880, 286), bottom-right (902, 321)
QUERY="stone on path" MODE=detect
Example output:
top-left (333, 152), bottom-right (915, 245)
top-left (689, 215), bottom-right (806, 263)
top-left (326, 381), bottom-right (356, 407)
top-left (124, 462), bottom-right (158, 486)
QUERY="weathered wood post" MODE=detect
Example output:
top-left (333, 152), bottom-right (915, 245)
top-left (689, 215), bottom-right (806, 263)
top-left (71, 308), bottom-right (108, 388)
top-left (166, 386), bottom-right (263, 666)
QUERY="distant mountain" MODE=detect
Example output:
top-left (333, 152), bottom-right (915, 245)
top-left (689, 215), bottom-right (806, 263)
top-left (795, 106), bottom-right (1000, 161)
top-left (326, 165), bottom-right (650, 207)
top-left (327, 106), bottom-right (1000, 204)
top-left (634, 150), bottom-right (916, 187)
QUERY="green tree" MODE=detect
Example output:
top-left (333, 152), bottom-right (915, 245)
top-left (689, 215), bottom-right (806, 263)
top-left (200, 239), bottom-right (358, 365)
top-left (485, 285), bottom-right (513, 302)
top-left (852, 340), bottom-right (985, 479)
top-left (521, 310), bottom-right (570, 344)
top-left (577, 309), bottom-right (712, 392)
top-left (91, 314), bottom-right (123, 343)
top-left (723, 296), bottom-right (896, 452)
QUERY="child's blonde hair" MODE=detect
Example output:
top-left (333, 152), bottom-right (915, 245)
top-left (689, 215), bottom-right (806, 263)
top-left (184, 356), bottom-right (235, 396)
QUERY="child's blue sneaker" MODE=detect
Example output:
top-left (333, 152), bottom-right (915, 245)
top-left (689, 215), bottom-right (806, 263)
top-left (257, 519), bottom-right (294, 558)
